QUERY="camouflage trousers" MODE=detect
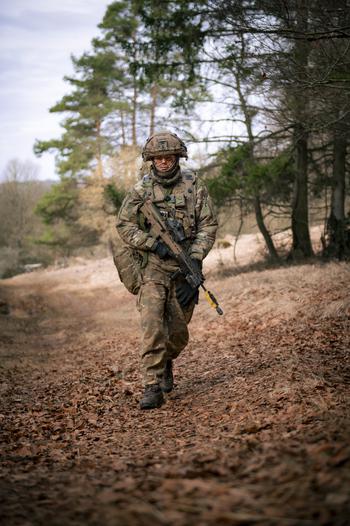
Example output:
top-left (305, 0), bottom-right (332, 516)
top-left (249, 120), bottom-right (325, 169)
top-left (137, 277), bottom-right (195, 386)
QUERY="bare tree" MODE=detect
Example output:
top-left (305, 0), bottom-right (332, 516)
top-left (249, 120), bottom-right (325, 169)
top-left (0, 159), bottom-right (42, 250)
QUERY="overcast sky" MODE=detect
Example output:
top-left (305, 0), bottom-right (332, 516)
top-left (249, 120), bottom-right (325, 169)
top-left (0, 0), bottom-right (111, 181)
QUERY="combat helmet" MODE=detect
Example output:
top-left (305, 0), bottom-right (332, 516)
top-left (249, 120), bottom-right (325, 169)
top-left (142, 131), bottom-right (188, 161)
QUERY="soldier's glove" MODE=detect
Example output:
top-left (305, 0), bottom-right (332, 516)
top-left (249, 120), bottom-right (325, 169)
top-left (190, 257), bottom-right (203, 276)
top-left (152, 240), bottom-right (171, 260)
top-left (176, 281), bottom-right (199, 308)
top-left (176, 259), bottom-right (203, 308)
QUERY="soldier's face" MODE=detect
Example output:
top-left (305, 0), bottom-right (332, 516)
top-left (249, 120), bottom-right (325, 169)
top-left (153, 154), bottom-right (177, 172)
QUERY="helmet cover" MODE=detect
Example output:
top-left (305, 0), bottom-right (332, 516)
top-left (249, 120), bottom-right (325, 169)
top-left (142, 131), bottom-right (187, 161)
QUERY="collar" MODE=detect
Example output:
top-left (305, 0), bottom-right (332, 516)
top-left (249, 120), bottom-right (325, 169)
top-left (151, 164), bottom-right (181, 188)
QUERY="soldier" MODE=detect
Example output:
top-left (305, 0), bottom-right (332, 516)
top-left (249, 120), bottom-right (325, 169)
top-left (116, 131), bottom-right (218, 409)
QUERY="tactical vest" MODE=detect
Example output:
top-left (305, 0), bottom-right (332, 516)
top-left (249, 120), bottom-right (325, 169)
top-left (112, 169), bottom-right (197, 295)
top-left (140, 168), bottom-right (197, 241)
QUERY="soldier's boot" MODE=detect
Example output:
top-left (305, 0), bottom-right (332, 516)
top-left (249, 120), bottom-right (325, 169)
top-left (160, 360), bottom-right (174, 393)
top-left (140, 384), bottom-right (164, 410)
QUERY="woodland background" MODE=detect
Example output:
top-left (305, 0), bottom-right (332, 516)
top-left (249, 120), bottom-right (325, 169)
top-left (1, 0), bottom-right (350, 278)
top-left (1, 3), bottom-right (350, 525)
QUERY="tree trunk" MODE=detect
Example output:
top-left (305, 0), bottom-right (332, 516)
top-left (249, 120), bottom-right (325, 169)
top-left (96, 120), bottom-right (104, 179)
top-left (290, 124), bottom-right (313, 258)
top-left (120, 110), bottom-right (126, 146)
top-left (289, 1), bottom-right (313, 259)
top-left (254, 195), bottom-right (279, 261)
top-left (326, 126), bottom-right (348, 259)
top-left (325, 0), bottom-right (349, 259)
top-left (131, 81), bottom-right (138, 146)
top-left (149, 84), bottom-right (158, 136)
top-left (235, 65), bottom-right (279, 261)
top-left (131, 34), bottom-right (138, 147)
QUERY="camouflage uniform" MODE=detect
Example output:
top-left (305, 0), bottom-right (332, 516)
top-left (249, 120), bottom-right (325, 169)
top-left (117, 157), bottom-right (217, 387)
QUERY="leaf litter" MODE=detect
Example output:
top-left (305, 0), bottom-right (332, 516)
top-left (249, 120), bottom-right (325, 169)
top-left (0, 259), bottom-right (349, 525)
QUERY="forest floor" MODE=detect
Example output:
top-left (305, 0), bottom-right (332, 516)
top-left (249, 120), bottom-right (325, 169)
top-left (0, 234), bottom-right (349, 526)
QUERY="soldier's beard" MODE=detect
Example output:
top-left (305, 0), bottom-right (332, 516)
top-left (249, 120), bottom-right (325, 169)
top-left (152, 159), bottom-right (181, 187)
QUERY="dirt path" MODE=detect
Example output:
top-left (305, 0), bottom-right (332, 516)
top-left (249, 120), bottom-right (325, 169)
top-left (0, 257), bottom-right (349, 525)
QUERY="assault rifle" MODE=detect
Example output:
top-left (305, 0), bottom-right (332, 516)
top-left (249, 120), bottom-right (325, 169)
top-left (140, 199), bottom-right (223, 316)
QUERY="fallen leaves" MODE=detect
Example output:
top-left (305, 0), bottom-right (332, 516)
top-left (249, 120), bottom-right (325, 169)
top-left (1, 261), bottom-right (350, 525)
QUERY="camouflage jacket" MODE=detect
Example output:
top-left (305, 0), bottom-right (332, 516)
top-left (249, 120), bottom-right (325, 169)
top-left (116, 168), bottom-right (218, 276)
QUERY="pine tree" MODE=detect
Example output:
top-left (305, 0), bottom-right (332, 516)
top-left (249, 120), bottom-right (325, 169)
top-left (34, 50), bottom-right (121, 179)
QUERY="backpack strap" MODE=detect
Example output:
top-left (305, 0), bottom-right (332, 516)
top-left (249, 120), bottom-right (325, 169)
top-left (181, 168), bottom-right (197, 239)
top-left (140, 174), bottom-right (154, 199)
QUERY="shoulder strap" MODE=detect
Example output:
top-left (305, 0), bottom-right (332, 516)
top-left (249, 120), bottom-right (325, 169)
top-left (181, 168), bottom-right (197, 239)
top-left (140, 174), bottom-right (154, 199)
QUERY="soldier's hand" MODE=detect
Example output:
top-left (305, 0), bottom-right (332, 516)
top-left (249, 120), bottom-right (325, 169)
top-left (176, 280), bottom-right (199, 308)
top-left (190, 258), bottom-right (204, 282)
top-left (176, 258), bottom-right (204, 307)
top-left (153, 240), bottom-right (171, 260)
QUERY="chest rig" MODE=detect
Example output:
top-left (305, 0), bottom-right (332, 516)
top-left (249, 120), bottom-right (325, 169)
top-left (140, 169), bottom-right (197, 241)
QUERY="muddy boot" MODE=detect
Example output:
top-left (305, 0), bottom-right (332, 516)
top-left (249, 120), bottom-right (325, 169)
top-left (160, 360), bottom-right (173, 393)
top-left (140, 384), bottom-right (164, 410)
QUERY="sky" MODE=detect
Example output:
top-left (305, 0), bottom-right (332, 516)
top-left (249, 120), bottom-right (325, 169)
top-left (0, 0), bottom-right (111, 181)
